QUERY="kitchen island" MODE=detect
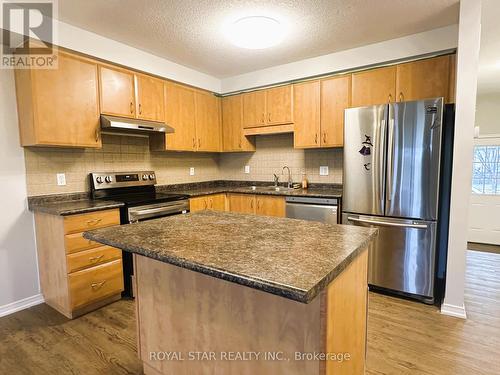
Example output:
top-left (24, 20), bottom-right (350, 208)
top-left (84, 211), bottom-right (377, 375)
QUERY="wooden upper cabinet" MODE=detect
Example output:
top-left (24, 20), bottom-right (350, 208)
top-left (396, 55), bottom-right (451, 102)
top-left (15, 52), bottom-right (101, 148)
top-left (351, 66), bottom-right (396, 107)
top-left (194, 91), bottom-right (221, 152)
top-left (293, 80), bottom-right (321, 148)
top-left (158, 81), bottom-right (197, 151)
top-left (135, 74), bottom-right (165, 122)
top-left (242, 91), bottom-right (266, 128)
top-left (321, 75), bottom-right (351, 147)
top-left (99, 66), bottom-right (136, 118)
top-left (266, 85), bottom-right (293, 125)
top-left (222, 95), bottom-right (255, 152)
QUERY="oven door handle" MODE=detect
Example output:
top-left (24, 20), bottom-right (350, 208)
top-left (129, 204), bottom-right (188, 221)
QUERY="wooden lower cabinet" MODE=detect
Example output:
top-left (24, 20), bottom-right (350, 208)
top-left (227, 194), bottom-right (285, 217)
top-left (34, 209), bottom-right (123, 319)
top-left (255, 195), bottom-right (286, 217)
top-left (227, 194), bottom-right (255, 214)
top-left (189, 194), bottom-right (226, 212)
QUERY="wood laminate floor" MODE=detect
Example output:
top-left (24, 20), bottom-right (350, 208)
top-left (1, 250), bottom-right (499, 374)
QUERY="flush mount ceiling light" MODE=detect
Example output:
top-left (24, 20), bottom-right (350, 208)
top-left (225, 16), bottom-right (286, 49)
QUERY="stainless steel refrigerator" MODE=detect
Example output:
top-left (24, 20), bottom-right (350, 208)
top-left (342, 98), bottom-right (443, 303)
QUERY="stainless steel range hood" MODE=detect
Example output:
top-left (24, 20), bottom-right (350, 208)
top-left (100, 115), bottom-right (174, 136)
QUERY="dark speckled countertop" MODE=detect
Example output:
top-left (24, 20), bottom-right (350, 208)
top-left (28, 192), bottom-right (124, 216)
top-left (84, 211), bottom-right (376, 304)
top-left (28, 180), bottom-right (342, 216)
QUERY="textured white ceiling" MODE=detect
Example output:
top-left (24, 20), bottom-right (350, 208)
top-left (58, 0), bottom-right (459, 78)
top-left (478, 0), bottom-right (500, 95)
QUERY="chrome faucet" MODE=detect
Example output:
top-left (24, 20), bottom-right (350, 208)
top-left (282, 166), bottom-right (293, 188)
top-left (273, 173), bottom-right (280, 187)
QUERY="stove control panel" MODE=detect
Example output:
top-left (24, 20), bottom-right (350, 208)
top-left (90, 171), bottom-right (157, 190)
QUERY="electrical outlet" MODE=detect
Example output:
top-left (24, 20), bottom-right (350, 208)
top-left (319, 166), bottom-right (329, 176)
top-left (189, 167), bottom-right (195, 176)
top-left (56, 173), bottom-right (66, 186)
top-left (244, 165), bottom-right (250, 174)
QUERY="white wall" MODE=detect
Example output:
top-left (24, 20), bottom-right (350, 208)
top-left (221, 25), bottom-right (458, 93)
top-left (0, 69), bottom-right (41, 316)
top-left (475, 93), bottom-right (500, 136)
top-left (441, 0), bottom-right (482, 319)
top-left (5, 19), bottom-right (221, 93)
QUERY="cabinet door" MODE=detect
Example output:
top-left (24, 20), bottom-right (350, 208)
top-left (99, 65), bottom-right (136, 118)
top-left (30, 52), bottom-right (101, 147)
top-left (396, 55), bottom-right (450, 102)
top-left (195, 91), bottom-right (221, 152)
top-left (351, 66), bottom-right (396, 107)
top-left (321, 75), bottom-right (351, 147)
top-left (207, 194), bottom-right (226, 211)
top-left (255, 196), bottom-right (285, 217)
top-left (222, 95), bottom-right (255, 152)
top-left (136, 74), bottom-right (165, 122)
top-left (242, 91), bottom-right (266, 128)
top-left (293, 81), bottom-right (321, 148)
top-left (227, 194), bottom-right (255, 214)
top-left (189, 196), bottom-right (209, 212)
top-left (164, 82), bottom-right (197, 151)
top-left (266, 85), bottom-right (293, 125)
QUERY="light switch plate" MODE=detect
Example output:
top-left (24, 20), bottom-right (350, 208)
top-left (319, 166), bottom-right (329, 176)
top-left (56, 173), bottom-right (66, 186)
top-left (189, 167), bottom-right (195, 176)
top-left (244, 165), bottom-right (250, 174)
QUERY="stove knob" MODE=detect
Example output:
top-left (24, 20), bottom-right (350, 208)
top-left (149, 174), bottom-right (155, 180)
top-left (96, 176), bottom-right (103, 184)
top-left (142, 174), bottom-right (149, 181)
top-left (105, 176), bottom-right (113, 183)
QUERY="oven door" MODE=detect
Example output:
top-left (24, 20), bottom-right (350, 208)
top-left (123, 200), bottom-right (189, 297)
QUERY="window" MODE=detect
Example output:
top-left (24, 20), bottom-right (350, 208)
top-left (472, 145), bottom-right (500, 194)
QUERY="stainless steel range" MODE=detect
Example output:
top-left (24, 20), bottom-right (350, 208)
top-left (90, 171), bottom-right (189, 296)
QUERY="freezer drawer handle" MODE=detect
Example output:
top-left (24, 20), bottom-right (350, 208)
top-left (347, 217), bottom-right (428, 229)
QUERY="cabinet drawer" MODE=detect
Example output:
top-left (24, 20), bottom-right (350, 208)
top-left (64, 209), bottom-right (120, 235)
top-left (67, 246), bottom-right (122, 273)
top-left (69, 259), bottom-right (124, 309)
top-left (65, 232), bottom-right (101, 254)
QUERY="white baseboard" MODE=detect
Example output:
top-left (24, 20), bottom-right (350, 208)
top-left (0, 294), bottom-right (44, 318)
top-left (440, 303), bottom-right (467, 319)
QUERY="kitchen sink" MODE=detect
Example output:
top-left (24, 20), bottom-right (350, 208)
top-left (248, 186), bottom-right (298, 192)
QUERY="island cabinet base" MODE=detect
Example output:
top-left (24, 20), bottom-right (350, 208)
top-left (133, 249), bottom-right (368, 375)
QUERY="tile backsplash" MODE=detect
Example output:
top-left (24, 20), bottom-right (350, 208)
top-left (24, 133), bottom-right (343, 196)
top-left (24, 135), bottom-right (220, 196)
top-left (218, 134), bottom-right (343, 184)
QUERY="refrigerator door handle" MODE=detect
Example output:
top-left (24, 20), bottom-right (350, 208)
top-left (386, 117), bottom-right (395, 201)
top-left (347, 217), bottom-right (428, 229)
top-left (377, 119), bottom-right (387, 207)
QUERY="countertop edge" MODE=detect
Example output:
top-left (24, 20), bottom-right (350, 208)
top-left (83, 227), bottom-right (376, 304)
top-left (29, 202), bottom-right (125, 216)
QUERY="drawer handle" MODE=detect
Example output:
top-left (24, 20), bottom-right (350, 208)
top-left (91, 280), bottom-right (107, 290)
top-left (86, 218), bottom-right (102, 226)
top-left (89, 254), bottom-right (104, 263)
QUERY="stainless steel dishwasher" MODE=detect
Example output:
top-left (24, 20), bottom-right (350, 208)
top-left (285, 196), bottom-right (338, 224)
